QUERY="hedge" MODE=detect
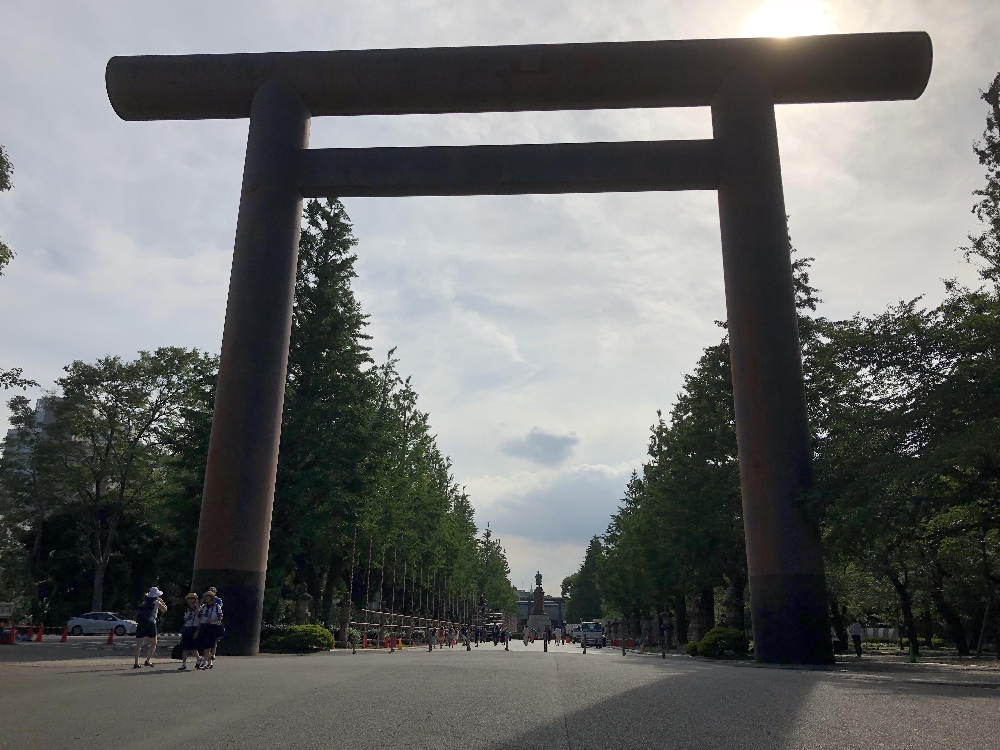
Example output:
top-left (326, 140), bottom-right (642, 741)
top-left (260, 624), bottom-right (335, 652)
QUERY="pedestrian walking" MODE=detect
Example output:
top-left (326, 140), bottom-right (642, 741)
top-left (132, 587), bottom-right (167, 669)
top-left (554, 626), bottom-right (562, 645)
top-left (178, 593), bottom-right (200, 670)
top-left (428, 625), bottom-right (436, 652)
top-left (195, 590), bottom-right (223, 669)
top-left (206, 587), bottom-right (224, 665)
top-left (849, 618), bottom-right (863, 657)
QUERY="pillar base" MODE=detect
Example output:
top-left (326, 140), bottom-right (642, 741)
top-left (750, 573), bottom-right (833, 664)
top-left (191, 568), bottom-right (266, 656)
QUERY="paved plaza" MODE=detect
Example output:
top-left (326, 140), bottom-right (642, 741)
top-left (3, 637), bottom-right (998, 749)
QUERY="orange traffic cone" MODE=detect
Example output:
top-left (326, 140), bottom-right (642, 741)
top-left (384, 635), bottom-right (389, 649)
top-left (363, 634), bottom-right (367, 649)
top-left (60, 627), bottom-right (68, 642)
top-left (106, 629), bottom-right (114, 645)
top-left (35, 625), bottom-right (43, 642)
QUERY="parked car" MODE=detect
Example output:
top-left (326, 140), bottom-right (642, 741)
top-left (67, 612), bottom-right (137, 636)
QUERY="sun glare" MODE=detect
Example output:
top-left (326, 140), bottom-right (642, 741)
top-left (740, 0), bottom-right (838, 38)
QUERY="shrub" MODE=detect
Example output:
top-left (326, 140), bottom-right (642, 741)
top-left (697, 627), bottom-right (749, 658)
top-left (684, 640), bottom-right (700, 656)
top-left (932, 636), bottom-right (945, 648)
top-left (260, 624), bottom-right (334, 652)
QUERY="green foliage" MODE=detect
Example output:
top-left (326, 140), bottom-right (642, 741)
top-left (965, 73), bottom-right (1000, 283)
top-left (565, 537), bottom-right (603, 623)
top-left (0, 368), bottom-right (38, 390)
top-left (0, 144), bottom-right (12, 275)
top-left (0, 144), bottom-right (11, 192)
top-left (260, 624), bottom-right (335, 652)
top-left (696, 627), bottom-right (748, 658)
top-left (684, 640), bottom-right (699, 656)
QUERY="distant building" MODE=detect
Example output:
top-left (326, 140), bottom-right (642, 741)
top-left (4, 398), bottom-right (56, 459)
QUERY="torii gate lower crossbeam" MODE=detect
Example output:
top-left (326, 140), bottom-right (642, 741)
top-left (106, 32), bottom-right (932, 662)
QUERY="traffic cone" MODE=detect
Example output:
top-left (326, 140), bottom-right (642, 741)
top-left (363, 634), bottom-right (367, 649)
top-left (106, 629), bottom-right (114, 645)
top-left (60, 627), bottom-right (68, 642)
top-left (35, 625), bottom-right (43, 642)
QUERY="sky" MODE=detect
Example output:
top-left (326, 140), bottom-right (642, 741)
top-left (1, 0), bottom-right (998, 593)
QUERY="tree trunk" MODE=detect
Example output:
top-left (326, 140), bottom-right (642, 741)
top-left (92, 559), bottom-right (107, 612)
top-left (830, 597), bottom-right (847, 653)
top-left (977, 538), bottom-right (995, 658)
top-left (674, 594), bottom-right (689, 644)
top-left (724, 578), bottom-right (746, 630)
top-left (700, 586), bottom-right (716, 631)
top-left (921, 607), bottom-right (934, 649)
top-left (321, 552), bottom-right (341, 628)
top-left (888, 572), bottom-right (919, 657)
top-left (26, 516), bottom-right (43, 618)
top-left (337, 565), bottom-right (352, 648)
top-left (976, 590), bottom-right (992, 658)
top-left (930, 568), bottom-right (970, 655)
top-left (90, 515), bottom-right (119, 612)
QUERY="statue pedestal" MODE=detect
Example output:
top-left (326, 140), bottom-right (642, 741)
top-left (525, 613), bottom-right (550, 633)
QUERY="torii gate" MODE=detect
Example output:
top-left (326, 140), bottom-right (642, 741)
top-left (106, 31), bottom-right (931, 662)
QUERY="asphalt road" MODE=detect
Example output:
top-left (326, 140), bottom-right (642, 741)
top-left (3, 638), bottom-right (998, 749)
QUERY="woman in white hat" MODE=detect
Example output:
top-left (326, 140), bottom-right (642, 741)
top-left (132, 586), bottom-right (167, 668)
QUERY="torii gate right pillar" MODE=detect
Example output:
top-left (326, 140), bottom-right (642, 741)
top-left (713, 70), bottom-right (832, 663)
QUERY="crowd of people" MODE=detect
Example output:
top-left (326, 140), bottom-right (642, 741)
top-left (131, 585), bottom-right (225, 671)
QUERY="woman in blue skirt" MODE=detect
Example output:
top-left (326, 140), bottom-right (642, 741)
top-left (195, 590), bottom-right (223, 669)
top-left (178, 593), bottom-right (200, 670)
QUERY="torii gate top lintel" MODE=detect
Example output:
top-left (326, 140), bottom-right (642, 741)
top-left (106, 31), bottom-right (931, 121)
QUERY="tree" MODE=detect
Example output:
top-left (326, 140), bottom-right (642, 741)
top-left (565, 536), bottom-right (604, 623)
top-left (271, 198), bottom-right (379, 626)
top-left (47, 348), bottom-right (216, 611)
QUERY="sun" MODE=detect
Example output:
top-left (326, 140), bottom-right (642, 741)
top-left (740, 0), bottom-right (839, 38)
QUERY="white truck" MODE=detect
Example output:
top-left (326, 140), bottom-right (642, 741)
top-left (571, 621), bottom-right (605, 647)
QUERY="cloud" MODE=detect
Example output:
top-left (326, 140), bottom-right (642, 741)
top-left (502, 427), bottom-right (580, 465)
top-left (488, 463), bottom-right (632, 544)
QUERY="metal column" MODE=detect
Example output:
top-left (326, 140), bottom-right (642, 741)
top-left (712, 70), bottom-right (833, 664)
top-left (191, 80), bottom-right (310, 655)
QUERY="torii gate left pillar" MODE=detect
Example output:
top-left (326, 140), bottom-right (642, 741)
top-left (107, 32), bottom-right (931, 659)
top-left (188, 81), bottom-right (309, 654)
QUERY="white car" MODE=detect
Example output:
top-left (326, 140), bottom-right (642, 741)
top-left (67, 612), bottom-right (137, 636)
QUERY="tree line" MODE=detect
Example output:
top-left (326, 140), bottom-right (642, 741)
top-left (0, 198), bottom-right (518, 631)
top-left (564, 74), bottom-right (1000, 657)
